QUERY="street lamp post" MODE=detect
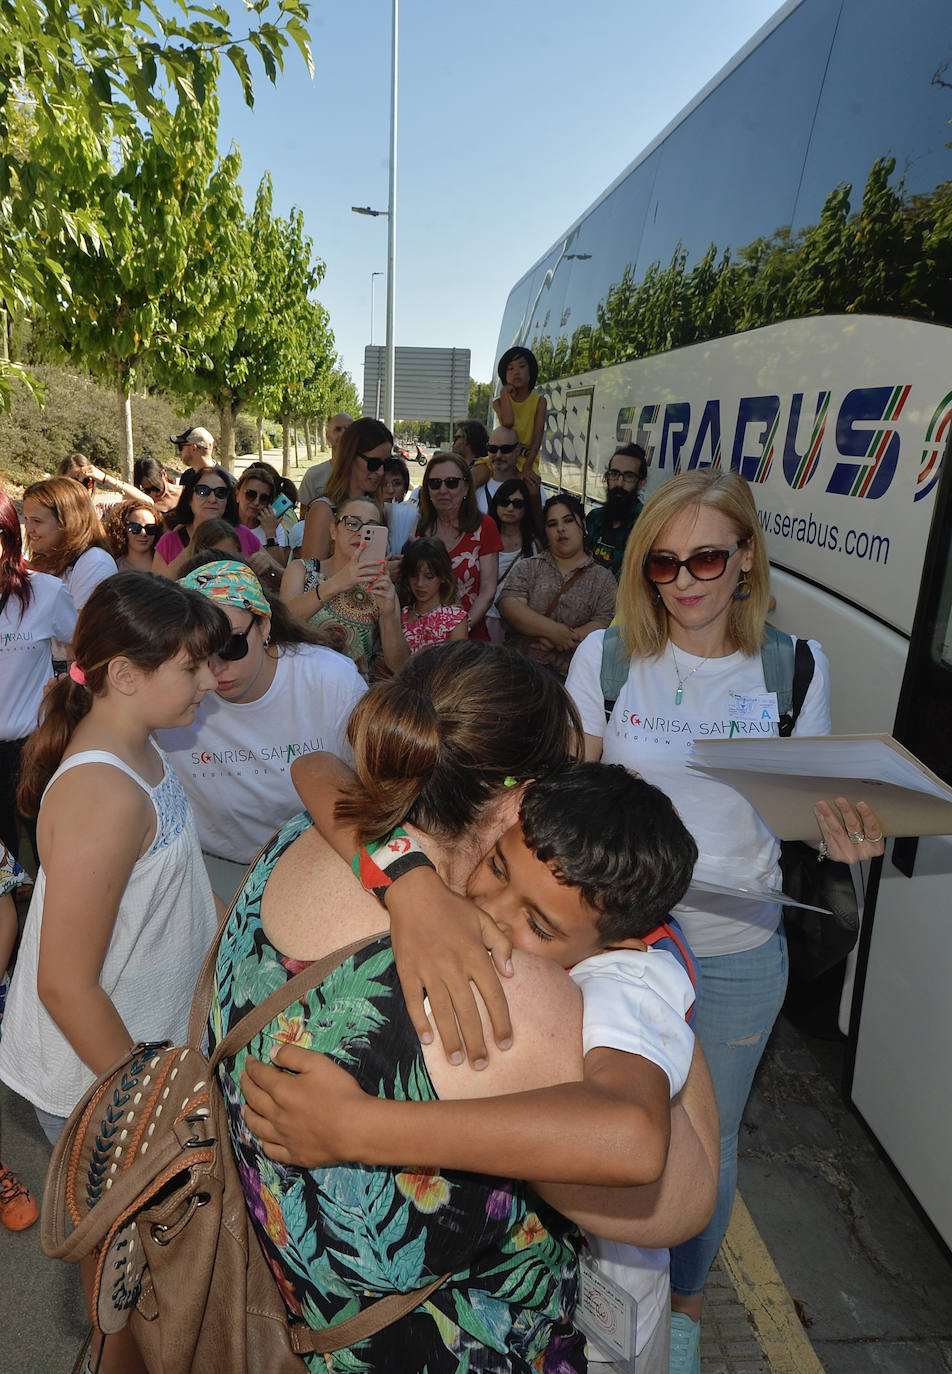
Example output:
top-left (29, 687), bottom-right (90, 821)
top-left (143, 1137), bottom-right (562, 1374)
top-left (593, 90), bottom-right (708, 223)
top-left (370, 270), bottom-right (383, 345)
top-left (351, 0), bottom-right (398, 432)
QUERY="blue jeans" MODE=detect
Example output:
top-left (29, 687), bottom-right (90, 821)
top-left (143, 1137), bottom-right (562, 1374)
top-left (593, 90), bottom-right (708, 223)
top-left (670, 926), bottom-right (788, 1298)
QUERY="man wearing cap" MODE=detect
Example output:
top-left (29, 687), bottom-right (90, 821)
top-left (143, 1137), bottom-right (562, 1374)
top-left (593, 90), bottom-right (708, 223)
top-left (158, 557), bottom-right (365, 902)
top-left (297, 413), bottom-right (354, 511)
top-left (172, 425), bottom-right (217, 474)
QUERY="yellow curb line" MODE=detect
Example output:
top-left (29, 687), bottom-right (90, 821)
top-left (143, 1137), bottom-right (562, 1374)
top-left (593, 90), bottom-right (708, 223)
top-left (721, 1194), bottom-right (825, 1372)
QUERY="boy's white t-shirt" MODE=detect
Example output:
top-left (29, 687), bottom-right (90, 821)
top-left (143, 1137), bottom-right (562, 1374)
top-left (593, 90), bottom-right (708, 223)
top-left (566, 631), bottom-right (831, 957)
top-left (158, 644), bottom-right (365, 864)
top-left (568, 947), bottom-right (695, 1358)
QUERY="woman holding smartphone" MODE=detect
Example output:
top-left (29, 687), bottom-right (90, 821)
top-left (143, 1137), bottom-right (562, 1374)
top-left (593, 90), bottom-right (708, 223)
top-left (280, 497), bottom-right (409, 680)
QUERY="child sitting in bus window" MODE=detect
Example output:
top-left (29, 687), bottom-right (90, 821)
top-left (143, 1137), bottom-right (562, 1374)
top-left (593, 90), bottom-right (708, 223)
top-left (493, 346), bottom-right (547, 478)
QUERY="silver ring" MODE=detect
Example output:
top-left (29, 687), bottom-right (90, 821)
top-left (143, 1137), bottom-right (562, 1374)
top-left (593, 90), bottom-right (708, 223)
top-left (863, 831), bottom-right (883, 843)
top-left (817, 840), bottom-right (829, 861)
top-left (847, 829), bottom-right (864, 844)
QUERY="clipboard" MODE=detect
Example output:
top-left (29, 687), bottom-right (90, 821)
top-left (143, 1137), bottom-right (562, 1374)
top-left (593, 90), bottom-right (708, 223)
top-left (686, 734), bottom-right (952, 842)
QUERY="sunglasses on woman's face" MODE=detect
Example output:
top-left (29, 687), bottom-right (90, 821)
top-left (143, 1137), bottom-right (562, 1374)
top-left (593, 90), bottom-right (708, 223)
top-left (194, 484), bottom-right (229, 500)
top-left (427, 475), bottom-right (463, 490)
top-left (358, 453), bottom-right (386, 472)
top-left (498, 496), bottom-right (526, 509)
top-left (125, 520), bottom-right (160, 537)
top-left (643, 542), bottom-right (742, 584)
top-left (487, 442), bottom-right (518, 455)
top-left (215, 622), bottom-right (255, 662)
top-left (241, 488), bottom-right (270, 504)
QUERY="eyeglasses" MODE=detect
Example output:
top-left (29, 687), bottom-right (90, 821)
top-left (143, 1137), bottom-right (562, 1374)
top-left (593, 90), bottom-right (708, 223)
top-left (125, 520), bottom-right (160, 537)
top-left (358, 453), bottom-right (386, 472)
top-left (498, 496), bottom-right (526, 509)
top-left (215, 622), bottom-right (255, 662)
top-left (606, 467), bottom-right (643, 484)
top-left (140, 484), bottom-right (163, 498)
top-left (487, 442), bottom-right (518, 455)
top-left (427, 475), bottom-right (463, 490)
top-left (643, 542), bottom-right (744, 584)
top-left (194, 484), bottom-right (229, 500)
top-left (240, 488), bottom-right (270, 504)
top-left (337, 514), bottom-right (378, 531)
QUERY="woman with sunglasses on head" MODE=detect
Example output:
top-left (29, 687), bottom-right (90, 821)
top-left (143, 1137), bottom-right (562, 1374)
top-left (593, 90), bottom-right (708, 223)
top-left (159, 557), bottom-right (366, 903)
top-left (152, 465), bottom-right (260, 579)
top-left (415, 451), bottom-right (502, 640)
top-left (281, 498), bottom-right (410, 682)
top-left (300, 417), bottom-right (391, 564)
top-left (133, 457), bottom-right (180, 527)
top-left (485, 478), bottom-right (538, 644)
top-left (563, 470), bottom-right (886, 1374)
top-left (101, 497), bottom-right (161, 572)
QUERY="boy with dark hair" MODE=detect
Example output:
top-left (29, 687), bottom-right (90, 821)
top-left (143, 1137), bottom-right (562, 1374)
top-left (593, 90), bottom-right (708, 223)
top-left (244, 758), bottom-right (708, 1373)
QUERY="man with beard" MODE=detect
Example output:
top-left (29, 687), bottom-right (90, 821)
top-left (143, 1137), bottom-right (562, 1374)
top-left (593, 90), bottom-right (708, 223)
top-left (586, 443), bottom-right (647, 578)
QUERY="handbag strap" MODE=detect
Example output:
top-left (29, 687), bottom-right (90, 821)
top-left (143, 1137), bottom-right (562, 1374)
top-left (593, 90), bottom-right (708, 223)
top-left (542, 561), bottom-right (589, 618)
top-left (292, 1271), bottom-right (451, 1354)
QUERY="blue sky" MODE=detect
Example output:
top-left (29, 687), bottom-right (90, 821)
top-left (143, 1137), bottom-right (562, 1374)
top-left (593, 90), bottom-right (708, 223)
top-left (216, 0), bottom-right (783, 400)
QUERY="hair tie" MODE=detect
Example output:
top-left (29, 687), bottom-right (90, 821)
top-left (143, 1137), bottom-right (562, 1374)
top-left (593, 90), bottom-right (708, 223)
top-left (503, 776), bottom-right (518, 788)
top-left (68, 661), bottom-right (86, 686)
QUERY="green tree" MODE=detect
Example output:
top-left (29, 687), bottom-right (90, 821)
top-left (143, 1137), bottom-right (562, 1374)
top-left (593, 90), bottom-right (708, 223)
top-left (167, 176), bottom-right (327, 468)
top-left (30, 93), bottom-right (250, 477)
top-left (0, 0), bottom-right (311, 408)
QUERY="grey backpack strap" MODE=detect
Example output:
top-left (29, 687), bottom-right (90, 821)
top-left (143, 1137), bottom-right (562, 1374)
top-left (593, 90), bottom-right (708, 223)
top-left (599, 625), bottom-right (629, 723)
top-left (761, 624), bottom-right (815, 738)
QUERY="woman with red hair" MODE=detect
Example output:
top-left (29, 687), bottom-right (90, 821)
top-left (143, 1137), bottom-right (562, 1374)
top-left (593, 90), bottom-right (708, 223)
top-left (0, 487), bottom-right (76, 858)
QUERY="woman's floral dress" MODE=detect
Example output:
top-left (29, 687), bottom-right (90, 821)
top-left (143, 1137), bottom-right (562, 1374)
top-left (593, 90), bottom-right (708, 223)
top-left (209, 812), bottom-right (585, 1373)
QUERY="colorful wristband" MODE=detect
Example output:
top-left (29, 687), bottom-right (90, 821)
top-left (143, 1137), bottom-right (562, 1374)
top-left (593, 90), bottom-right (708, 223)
top-left (353, 827), bottom-right (436, 906)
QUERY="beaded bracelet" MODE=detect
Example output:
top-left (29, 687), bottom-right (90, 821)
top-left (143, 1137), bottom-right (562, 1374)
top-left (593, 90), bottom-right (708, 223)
top-left (353, 827), bottom-right (436, 906)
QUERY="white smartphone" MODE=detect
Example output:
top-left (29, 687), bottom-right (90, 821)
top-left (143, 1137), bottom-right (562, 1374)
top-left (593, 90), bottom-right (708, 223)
top-left (358, 524), bottom-right (389, 564)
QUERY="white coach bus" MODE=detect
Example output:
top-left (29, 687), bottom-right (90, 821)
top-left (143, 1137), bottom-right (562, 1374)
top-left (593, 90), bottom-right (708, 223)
top-left (495, 0), bottom-right (952, 1248)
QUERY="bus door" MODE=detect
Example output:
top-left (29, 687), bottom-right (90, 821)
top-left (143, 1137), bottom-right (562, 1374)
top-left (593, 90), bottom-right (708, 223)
top-left (847, 427), bottom-right (952, 1249)
top-left (556, 386), bottom-right (595, 502)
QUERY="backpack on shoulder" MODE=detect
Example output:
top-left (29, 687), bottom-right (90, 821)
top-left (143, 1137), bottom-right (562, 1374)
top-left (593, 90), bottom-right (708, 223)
top-left (598, 624), bottom-right (859, 980)
top-left (41, 919), bottom-right (445, 1373)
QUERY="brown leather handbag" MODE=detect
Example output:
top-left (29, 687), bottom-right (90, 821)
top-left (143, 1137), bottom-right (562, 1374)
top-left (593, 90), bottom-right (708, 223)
top-left (42, 921), bottom-right (447, 1373)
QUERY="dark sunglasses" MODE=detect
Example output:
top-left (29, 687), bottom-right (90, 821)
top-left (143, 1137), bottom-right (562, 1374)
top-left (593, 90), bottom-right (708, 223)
top-left (194, 483), bottom-right (229, 500)
top-left (140, 484), bottom-right (163, 497)
top-left (215, 622), bottom-right (255, 662)
top-left (644, 542), bottom-right (743, 584)
top-left (487, 442), bottom-right (518, 455)
top-left (358, 453), bottom-right (386, 472)
top-left (125, 520), bottom-right (160, 537)
top-left (240, 488), bottom-right (270, 503)
top-left (498, 496), bottom-right (526, 509)
top-left (427, 475), bottom-right (463, 490)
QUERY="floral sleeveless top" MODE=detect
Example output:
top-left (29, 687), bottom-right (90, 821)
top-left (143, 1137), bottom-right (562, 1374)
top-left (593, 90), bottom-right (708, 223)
top-left (209, 812), bottom-right (584, 1373)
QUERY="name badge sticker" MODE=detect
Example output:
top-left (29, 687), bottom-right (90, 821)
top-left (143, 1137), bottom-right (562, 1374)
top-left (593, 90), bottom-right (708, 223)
top-left (727, 690), bottom-right (779, 723)
top-left (576, 1253), bottom-right (637, 1373)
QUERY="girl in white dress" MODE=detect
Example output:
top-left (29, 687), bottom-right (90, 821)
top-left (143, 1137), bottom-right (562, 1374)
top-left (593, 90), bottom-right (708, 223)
top-left (0, 571), bottom-right (229, 1374)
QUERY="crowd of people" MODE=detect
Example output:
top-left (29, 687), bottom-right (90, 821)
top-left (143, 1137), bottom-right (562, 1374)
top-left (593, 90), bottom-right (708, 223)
top-left (0, 366), bottom-right (889, 1374)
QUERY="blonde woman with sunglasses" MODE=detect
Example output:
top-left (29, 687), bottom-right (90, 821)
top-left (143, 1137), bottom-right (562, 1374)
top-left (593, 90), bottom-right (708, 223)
top-left (564, 469), bottom-right (886, 1374)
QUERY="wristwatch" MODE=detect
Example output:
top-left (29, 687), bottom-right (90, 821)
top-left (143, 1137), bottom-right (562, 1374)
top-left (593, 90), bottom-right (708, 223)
top-left (265, 537), bottom-right (278, 547)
